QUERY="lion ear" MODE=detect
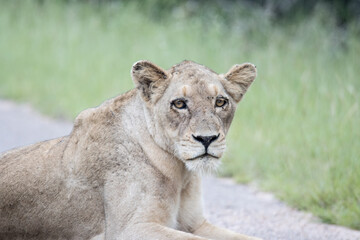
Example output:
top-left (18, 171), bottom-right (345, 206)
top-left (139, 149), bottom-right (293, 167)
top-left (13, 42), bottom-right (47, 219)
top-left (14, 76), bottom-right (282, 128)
top-left (221, 63), bottom-right (257, 103)
top-left (131, 60), bottom-right (170, 103)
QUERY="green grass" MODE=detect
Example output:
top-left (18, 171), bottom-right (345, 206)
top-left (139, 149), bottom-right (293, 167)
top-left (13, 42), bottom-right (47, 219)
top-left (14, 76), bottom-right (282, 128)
top-left (0, 0), bottom-right (359, 230)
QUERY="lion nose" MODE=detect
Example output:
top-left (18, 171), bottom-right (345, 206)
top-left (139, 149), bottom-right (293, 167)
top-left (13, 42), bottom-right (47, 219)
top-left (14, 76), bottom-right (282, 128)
top-left (192, 134), bottom-right (219, 151)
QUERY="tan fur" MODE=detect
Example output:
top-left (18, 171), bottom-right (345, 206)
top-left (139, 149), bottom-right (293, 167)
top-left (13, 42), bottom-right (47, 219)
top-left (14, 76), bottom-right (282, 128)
top-left (0, 60), bottom-right (259, 240)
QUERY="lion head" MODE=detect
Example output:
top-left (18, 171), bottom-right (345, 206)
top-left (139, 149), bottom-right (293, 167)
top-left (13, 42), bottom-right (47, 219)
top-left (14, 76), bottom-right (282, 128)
top-left (131, 60), bottom-right (256, 173)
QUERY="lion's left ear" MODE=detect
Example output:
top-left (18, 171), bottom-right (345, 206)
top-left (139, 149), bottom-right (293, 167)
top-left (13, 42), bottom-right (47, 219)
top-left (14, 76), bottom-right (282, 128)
top-left (131, 60), bottom-right (170, 103)
top-left (221, 63), bottom-right (257, 103)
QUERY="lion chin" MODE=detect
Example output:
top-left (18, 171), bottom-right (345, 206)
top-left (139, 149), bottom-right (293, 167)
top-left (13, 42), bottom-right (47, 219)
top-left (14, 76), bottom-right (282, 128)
top-left (185, 155), bottom-right (222, 174)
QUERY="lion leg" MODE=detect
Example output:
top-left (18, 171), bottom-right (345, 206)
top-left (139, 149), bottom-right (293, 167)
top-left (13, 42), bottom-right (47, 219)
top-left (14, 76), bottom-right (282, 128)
top-left (110, 223), bottom-right (209, 240)
top-left (90, 232), bottom-right (105, 240)
top-left (193, 221), bottom-right (262, 240)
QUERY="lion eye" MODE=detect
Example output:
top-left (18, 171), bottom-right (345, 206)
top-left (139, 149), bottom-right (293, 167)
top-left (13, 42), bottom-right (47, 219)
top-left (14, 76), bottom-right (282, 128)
top-left (172, 99), bottom-right (187, 109)
top-left (215, 98), bottom-right (227, 108)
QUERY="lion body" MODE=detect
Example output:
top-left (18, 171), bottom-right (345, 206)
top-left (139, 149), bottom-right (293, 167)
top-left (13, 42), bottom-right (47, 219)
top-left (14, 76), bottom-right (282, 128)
top-left (0, 61), bottom-right (259, 240)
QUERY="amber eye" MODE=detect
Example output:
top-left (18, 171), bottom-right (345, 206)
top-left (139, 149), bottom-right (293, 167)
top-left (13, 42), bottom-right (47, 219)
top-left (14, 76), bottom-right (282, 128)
top-left (172, 99), bottom-right (187, 109)
top-left (215, 98), bottom-right (227, 108)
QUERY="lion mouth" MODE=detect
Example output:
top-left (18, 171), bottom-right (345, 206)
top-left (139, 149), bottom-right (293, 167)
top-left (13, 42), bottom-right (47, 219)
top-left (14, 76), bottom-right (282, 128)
top-left (186, 153), bottom-right (220, 161)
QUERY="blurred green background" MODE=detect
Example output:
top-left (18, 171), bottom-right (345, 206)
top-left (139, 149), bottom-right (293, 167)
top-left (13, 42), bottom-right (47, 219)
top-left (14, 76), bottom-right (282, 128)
top-left (0, 0), bottom-right (359, 230)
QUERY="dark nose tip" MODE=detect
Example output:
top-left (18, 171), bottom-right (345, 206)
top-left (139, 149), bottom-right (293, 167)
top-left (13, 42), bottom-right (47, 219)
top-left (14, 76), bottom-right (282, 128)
top-left (192, 134), bottom-right (219, 151)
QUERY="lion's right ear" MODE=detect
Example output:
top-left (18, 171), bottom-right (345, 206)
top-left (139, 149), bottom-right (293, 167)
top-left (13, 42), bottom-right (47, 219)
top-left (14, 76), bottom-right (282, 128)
top-left (131, 60), bottom-right (170, 103)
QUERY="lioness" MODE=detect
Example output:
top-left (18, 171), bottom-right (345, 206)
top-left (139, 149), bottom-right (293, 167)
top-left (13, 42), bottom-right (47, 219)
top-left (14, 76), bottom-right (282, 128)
top-left (0, 60), bottom-right (259, 240)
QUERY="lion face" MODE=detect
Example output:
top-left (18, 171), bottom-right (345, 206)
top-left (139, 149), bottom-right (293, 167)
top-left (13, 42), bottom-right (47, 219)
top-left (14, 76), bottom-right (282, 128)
top-left (132, 60), bottom-right (256, 172)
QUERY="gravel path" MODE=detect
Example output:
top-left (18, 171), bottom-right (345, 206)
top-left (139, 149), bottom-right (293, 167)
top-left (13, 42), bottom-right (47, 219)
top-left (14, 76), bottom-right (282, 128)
top-left (1, 100), bottom-right (359, 240)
